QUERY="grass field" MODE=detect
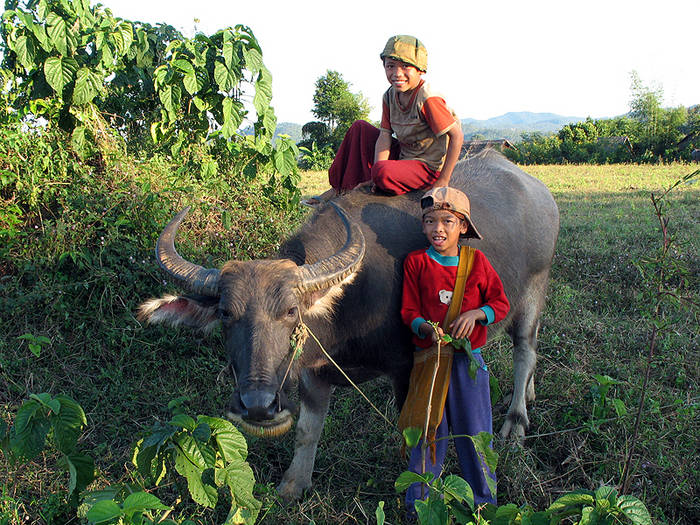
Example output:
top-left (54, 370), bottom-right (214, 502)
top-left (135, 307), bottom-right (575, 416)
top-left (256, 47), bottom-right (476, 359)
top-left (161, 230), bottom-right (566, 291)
top-left (1, 160), bottom-right (698, 524)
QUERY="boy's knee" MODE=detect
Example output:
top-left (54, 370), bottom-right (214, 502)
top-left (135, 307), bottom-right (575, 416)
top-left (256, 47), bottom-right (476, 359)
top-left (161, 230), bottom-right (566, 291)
top-left (349, 120), bottom-right (373, 133)
top-left (371, 161), bottom-right (396, 192)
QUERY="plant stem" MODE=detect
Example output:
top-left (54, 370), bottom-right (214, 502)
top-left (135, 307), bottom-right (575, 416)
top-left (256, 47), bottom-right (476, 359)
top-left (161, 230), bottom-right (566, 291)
top-left (420, 326), bottom-right (442, 499)
top-left (620, 191), bottom-right (666, 494)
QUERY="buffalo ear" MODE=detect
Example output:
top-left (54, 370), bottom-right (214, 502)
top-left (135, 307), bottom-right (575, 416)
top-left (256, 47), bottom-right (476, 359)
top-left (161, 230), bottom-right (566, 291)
top-left (301, 272), bottom-right (358, 319)
top-left (137, 294), bottom-right (220, 332)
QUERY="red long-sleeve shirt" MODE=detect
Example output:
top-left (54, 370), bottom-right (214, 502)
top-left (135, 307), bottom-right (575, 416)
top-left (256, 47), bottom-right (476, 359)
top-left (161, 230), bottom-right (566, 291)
top-left (401, 246), bottom-right (510, 350)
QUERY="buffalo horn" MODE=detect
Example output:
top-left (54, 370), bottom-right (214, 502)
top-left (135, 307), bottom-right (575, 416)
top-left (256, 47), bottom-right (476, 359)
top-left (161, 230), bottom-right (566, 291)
top-left (155, 207), bottom-right (221, 296)
top-left (297, 202), bottom-right (365, 293)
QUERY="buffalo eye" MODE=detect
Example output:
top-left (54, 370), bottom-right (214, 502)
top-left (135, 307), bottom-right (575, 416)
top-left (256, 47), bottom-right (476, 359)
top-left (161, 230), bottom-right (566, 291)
top-left (217, 308), bottom-right (234, 322)
top-left (286, 306), bottom-right (298, 319)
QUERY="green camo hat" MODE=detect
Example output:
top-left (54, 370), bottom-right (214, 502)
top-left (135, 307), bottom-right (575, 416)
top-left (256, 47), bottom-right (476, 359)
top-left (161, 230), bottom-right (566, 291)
top-left (380, 35), bottom-right (428, 72)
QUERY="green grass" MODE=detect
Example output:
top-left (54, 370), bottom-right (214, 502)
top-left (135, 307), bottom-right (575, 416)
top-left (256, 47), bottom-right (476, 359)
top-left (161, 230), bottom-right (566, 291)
top-left (1, 154), bottom-right (698, 524)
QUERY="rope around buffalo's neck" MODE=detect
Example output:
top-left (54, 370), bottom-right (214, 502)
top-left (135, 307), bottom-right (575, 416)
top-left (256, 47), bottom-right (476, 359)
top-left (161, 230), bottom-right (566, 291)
top-left (291, 315), bottom-right (394, 428)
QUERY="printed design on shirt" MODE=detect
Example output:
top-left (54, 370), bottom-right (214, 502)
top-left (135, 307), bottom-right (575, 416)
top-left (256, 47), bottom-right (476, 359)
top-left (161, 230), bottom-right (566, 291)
top-left (439, 289), bottom-right (452, 305)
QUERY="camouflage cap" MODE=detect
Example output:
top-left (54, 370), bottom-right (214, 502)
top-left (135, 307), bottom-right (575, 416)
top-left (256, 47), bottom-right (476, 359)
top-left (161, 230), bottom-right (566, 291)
top-left (380, 35), bottom-right (428, 72)
top-left (421, 186), bottom-right (483, 239)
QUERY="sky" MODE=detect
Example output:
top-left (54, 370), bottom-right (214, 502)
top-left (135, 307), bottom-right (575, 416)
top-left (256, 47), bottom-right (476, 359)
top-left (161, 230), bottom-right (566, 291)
top-left (98, 0), bottom-right (700, 125)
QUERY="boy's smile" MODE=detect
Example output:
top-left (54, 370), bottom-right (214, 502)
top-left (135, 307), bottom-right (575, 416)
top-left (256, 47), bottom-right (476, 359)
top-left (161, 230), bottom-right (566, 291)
top-left (384, 58), bottom-right (422, 93)
top-left (422, 210), bottom-right (469, 257)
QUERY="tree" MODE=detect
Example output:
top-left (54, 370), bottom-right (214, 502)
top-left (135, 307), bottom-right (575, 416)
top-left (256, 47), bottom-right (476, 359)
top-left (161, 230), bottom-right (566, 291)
top-left (303, 69), bottom-right (370, 151)
top-left (629, 70), bottom-right (663, 136)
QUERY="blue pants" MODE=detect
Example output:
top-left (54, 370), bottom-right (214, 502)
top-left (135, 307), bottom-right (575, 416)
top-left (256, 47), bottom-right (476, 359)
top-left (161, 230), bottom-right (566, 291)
top-left (405, 352), bottom-right (496, 510)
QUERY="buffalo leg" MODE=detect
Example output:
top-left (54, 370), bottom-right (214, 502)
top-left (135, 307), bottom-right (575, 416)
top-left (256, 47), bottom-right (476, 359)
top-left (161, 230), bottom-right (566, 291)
top-left (277, 369), bottom-right (332, 501)
top-left (500, 275), bottom-right (546, 440)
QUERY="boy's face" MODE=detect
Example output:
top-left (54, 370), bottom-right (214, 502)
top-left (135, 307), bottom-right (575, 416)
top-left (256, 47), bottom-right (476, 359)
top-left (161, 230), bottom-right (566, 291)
top-left (383, 58), bottom-right (422, 93)
top-left (422, 210), bottom-right (468, 257)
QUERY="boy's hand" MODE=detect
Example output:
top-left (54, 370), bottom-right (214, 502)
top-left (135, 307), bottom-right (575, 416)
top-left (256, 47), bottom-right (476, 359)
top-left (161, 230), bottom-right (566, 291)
top-left (449, 309), bottom-right (486, 339)
top-left (419, 322), bottom-right (444, 343)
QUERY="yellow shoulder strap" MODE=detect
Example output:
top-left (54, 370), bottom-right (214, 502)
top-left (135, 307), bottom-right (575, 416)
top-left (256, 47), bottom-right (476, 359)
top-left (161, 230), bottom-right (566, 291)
top-left (442, 245), bottom-right (476, 329)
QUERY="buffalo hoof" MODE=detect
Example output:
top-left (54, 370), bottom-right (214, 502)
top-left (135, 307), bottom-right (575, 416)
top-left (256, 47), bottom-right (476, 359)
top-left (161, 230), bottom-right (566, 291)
top-left (277, 475), bottom-right (311, 503)
top-left (499, 416), bottom-right (527, 444)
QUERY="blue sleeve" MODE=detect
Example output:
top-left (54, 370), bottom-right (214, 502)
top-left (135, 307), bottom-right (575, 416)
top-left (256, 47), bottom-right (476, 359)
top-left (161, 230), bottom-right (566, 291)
top-left (411, 317), bottom-right (428, 338)
top-left (479, 305), bottom-right (495, 325)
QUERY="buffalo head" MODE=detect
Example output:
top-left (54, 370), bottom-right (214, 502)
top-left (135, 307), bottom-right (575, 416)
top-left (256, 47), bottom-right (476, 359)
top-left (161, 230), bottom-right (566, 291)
top-left (137, 204), bottom-right (365, 437)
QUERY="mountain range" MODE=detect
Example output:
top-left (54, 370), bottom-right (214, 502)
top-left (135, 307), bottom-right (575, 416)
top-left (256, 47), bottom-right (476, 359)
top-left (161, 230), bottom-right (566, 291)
top-left (272, 111), bottom-right (585, 144)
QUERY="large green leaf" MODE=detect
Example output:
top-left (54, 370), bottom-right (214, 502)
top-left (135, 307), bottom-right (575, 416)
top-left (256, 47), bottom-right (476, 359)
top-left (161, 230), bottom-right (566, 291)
top-left (29, 393), bottom-right (61, 415)
top-left (86, 500), bottom-right (122, 524)
top-left (221, 97), bottom-right (243, 139)
top-left (395, 470), bottom-right (434, 492)
top-left (9, 399), bottom-right (55, 461)
top-left (112, 21), bottom-right (133, 56)
top-left (252, 67), bottom-right (272, 116)
top-left (183, 68), bottom-right (208, 95)
top-left (548, 489), bottom-right (596, 514)
top-left (223, 459), bottom-right (261, 524)
top-left (158, 84), bottom-right (182, 121)
top-left (46, 13), bottom-right (69, 56)
top-left (242, 46), bottom-right (263, 74)
top-left (415, 497), bottom-right (448, 525)
top-left (442, 474), bottom-right (473, 505)
top-left (169, 413), bottom-right (196, 431)
top-left (122, 492), bottom-right (170, 517)
top-left (44, 56), bottom-right (78, 96)
top-left (173, 58), bottom-right (194, 76)
top-left (214, 61), bottom-right (238, 92)
top-left (72, 67), bottom-right (102, 105)
top-left (30, 23), bottom-right (51, 52)
top-left (616, 495), bottom-right (652, 525)
top-left (51, 395), bottom-right (87, 454)
top-left (59, 453), bottom-right (94, 496)
top-left (273, 144), bottom-right (297, 178)
top-left (176, 434), bottom-right (216, 469)
top-left (213, 429), bottom-right (247, 463)
top-left (14, 35), bottom-right (36, 71)
top-left (174, 451), bottom-right (218, 508)
top-left (221, 40), bottom-right (239, 69)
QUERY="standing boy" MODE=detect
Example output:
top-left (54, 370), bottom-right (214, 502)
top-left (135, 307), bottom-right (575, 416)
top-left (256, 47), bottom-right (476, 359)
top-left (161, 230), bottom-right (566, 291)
top-left (400, 187), bottom-right (510, 512)
top-left (310, 35), bottom-right (463, 203)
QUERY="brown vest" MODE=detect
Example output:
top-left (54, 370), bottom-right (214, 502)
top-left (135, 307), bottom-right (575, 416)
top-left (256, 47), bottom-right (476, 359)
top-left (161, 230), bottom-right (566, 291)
top-left (382, 81), bottom-right (460, 171)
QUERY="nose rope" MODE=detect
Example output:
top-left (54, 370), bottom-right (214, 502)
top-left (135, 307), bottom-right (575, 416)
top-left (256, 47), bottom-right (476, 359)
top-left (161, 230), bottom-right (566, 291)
top-left (275, 316), bottom-right (309, 401)
top-left (286, 313), bottom-right (394, 428)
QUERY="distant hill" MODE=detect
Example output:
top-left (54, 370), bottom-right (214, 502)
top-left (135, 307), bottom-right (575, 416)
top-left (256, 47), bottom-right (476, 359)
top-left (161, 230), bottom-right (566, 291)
top-left (461, 111), bottom-right (585, 142)
top-left (274, 122), bottom-right (303, 143)
top-left (263, 112), bottom-right (585, 145)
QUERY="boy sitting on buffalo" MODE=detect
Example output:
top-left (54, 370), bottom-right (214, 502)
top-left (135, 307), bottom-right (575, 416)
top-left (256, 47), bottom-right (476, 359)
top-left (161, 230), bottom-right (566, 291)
top-left (306, 35), bottom-right (463, 204)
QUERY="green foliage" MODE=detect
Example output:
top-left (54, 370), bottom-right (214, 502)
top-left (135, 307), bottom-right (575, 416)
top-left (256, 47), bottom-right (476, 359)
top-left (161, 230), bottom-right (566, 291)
top-left (298, 140), bottom-right (335, 170)
top-left (588, 374), bottom-right (627, 433)
top-left (85, 491), bottom-right (172, 525)
top-left (1, 0), bottom-right (301, 203)
top-left (1, 393), bottom-right (94, 499)
top-left (396, 431), bottom-right (496, 524)
top-left (131, 403), bottom-right (260, 523)
top-left (506, 72), bottom-right (697, 164)
top-left (17, 332), bottom-right (51, 357)
top-left (1, 393), bottom-right (260, 524)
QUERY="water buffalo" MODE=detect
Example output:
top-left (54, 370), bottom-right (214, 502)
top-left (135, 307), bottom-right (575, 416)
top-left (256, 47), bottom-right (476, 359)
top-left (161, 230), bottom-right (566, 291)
top-left (138, 149), bottom-right (559, 501)
top-left (692, 149), bottom-right (700, 162)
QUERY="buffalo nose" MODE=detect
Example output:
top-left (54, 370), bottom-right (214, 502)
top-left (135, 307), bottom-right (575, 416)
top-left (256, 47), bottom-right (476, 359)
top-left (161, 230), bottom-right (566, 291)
top-left (239, 388), bottom-right (278, 420)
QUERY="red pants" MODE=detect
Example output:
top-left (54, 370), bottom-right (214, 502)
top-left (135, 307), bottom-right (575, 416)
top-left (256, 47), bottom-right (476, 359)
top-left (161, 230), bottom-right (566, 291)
top-left (328, 120), bottom-right (440, 195)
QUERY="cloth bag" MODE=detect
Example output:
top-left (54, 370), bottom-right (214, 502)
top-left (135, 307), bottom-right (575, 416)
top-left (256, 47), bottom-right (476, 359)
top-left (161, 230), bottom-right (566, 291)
top-left (398, 245), bottom-right (475, 460)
